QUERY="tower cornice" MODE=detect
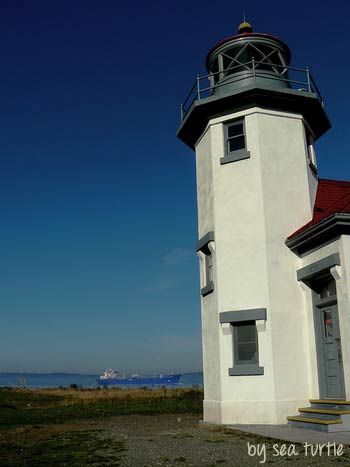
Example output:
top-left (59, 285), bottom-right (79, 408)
top-left (177, 84), bottom-right (331, 149)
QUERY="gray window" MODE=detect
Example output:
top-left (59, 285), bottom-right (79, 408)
top-left (305, 128), bottom-right (317, 173)
top-left (196, 231), bottom-right (215, 297)
top-left (229, 320), bottom-right (263, 375)
top-left (233, 321), bottom-right (258, 365)
top-left (201, 250), bottom-right (214, 297)
top-left (227, 121), bottom-right (245, 152)
top-left (220, 119), bottom-right (250, 165)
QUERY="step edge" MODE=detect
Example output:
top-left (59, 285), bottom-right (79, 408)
top-left (287, 416), bottom-right (342, 425)
top-left (298, 407), bottom-right (350, 415)
top-left (309, 399), bottom-right (350, 405)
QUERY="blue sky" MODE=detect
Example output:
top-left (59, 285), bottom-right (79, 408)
top-left (1, 1), bottom-right (349, 374)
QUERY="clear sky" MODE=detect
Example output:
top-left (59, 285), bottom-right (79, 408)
top-left (1, 0), bottom-right (349, 374)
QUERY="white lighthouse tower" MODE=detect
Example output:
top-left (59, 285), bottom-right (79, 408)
top-left (177, 21), bottom-right (350, 428)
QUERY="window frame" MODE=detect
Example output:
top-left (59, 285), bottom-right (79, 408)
top-left (305, 126), bottom-right (318, 174)
top-left (220, 309), bottom-right (266, 376)
top-left (220, 118), bottom-right (250, 165)
top-left (232, 320), bottom-right (259, 366)
top-left (229, 320), bottom-right (263, 375)
top-left (196, 231), bottom-right (215, 297)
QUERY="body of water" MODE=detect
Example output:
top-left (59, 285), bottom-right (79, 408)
top-left (0, 372), bottom-right (203, 389)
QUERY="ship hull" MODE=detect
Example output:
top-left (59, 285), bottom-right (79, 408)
top-left (96, 374), bottom-right (181, 386)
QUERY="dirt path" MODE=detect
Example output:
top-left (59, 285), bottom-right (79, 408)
top-left (1, 414), bottom-right (350, 466)
top-left (91, 414), bottom-right (350, 467)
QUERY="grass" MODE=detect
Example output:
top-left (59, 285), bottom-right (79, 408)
top-left (0, 387), bottom-right (203, 429)
top-left (0, 387), bottom-right (203, 466)
top-left (0, 429), bottom-right (127, 466)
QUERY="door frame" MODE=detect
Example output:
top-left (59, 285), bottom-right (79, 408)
top-left (312, 285), bottom-right (346, 399)
top-left (296, 253), bottom-right (344, 399)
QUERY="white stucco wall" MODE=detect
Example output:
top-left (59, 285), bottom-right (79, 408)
top-left (196, 128), bottom-right (214, 238)
top-left (195, 128), bottom-right (221, 419)
top-left (257, 112), bottom-right (315, 403)
top-left (195, 106), bottom-right (321, 424)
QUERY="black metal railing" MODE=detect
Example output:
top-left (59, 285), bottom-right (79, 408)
top-left (180, 59), bottom-right (323, 121)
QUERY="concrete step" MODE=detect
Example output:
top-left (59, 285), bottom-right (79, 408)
top-left (309, 399), bottom-right (350, 410)
top-left (298, 409), bottom-right (341, 421)
top-left (300, 407), bottom-right (350, 416)
top-left (287, 416), bottom-right (343, 433)
top-left (288, 399), bottom-right (350, 432)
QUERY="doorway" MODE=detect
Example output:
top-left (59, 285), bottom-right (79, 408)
top-left (312, 274), bottom-right (345, 399)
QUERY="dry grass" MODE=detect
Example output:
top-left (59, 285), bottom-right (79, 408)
top-left (0, 387), bottom-right (204, 429)
top-left (0, 389), bottom-right (203, 466)
top-left (37, 387), bottom-right (193, 404)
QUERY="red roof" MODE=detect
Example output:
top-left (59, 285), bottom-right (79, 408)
top-left (288, 179), bottom-right (350, 239)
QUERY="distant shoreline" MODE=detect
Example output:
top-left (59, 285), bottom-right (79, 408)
top-left (0, 371), bottom-right (203, 376)
top-left (0, 371), bottom-right (204, 389)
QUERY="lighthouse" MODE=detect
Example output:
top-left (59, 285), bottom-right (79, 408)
top-left (177, 21), bottom-right (350, 431)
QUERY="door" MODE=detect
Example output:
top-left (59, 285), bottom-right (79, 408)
top-left (317, 304), bottom-right (345, 399)
top-left (313, 275), bottom-right (345, 399)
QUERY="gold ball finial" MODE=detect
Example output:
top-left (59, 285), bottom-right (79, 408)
top-left (238, 21), bottom-right (253, 34)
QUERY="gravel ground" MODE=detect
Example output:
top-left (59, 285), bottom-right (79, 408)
top-left (91, 414), bottom-right (350, 467)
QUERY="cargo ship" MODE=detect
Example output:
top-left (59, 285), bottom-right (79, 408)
top-left (96, 369), bottom-right (181, 386)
